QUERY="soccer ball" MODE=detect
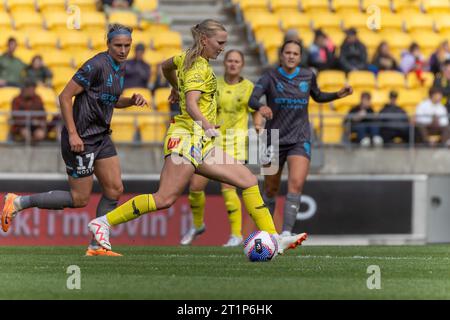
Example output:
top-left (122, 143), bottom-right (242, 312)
top-left (243, 231), bottom-right (278, 262)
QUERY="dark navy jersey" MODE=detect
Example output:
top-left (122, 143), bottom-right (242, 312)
top-left (69, 52), bottom-right (125, 138)
top-left (249, 67), bottom-right (339, 145)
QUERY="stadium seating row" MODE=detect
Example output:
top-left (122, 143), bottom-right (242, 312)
top-left (0, 0), bottom-right (158, 14)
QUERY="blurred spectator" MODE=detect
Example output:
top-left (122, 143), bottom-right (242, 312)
top-left (25, 55), bottom-right (53, 87)
top-left (123, 43), bottom-right (151, 89)
top-left (344, 91), bottom-right (383, 147)
top-left (153, 64), bottom-right (180, 114)
top-left (370, 41), bottom-right (399, 73)
top-left (429, 41), bottom-right (450, 75)
top-left (102, 0), bottom-right (133, 9)
top-left (379, 91), bottom-right (411, 144)
top-left (339, 28), bottom-right (368, 72)
top-left (400, 42), bottom-right (426, 83)
top-left (415, 87), bottom-right (450, 146)
top-left (10, 80), bottom-right (47, 143)
top-left (433, 59), bottom-right (450, 113)
top-left (308, 29), bottom-right (338, 71)
top-left (0, 37), bottom-right (26, 87)
top-left (283, 29), bottom-right (309, 67)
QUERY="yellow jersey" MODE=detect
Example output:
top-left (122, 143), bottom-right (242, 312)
top-left (216, 76), bottom-right (254, 134)
top-left (173, 51), bottom-right (217, 130)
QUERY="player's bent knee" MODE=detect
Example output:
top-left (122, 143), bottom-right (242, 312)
top-left (241, 174), bottom-right (258, 189)
top-left (71, 196), bottom-right (89, 208)
top-left (154, 193), bottom-right (177, 210)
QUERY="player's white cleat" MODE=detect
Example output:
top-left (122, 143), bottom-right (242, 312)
top-left (277, 232), bottom-right (308, 254)
top-left (180, 224), bottom-right (205, 245)
top-left (280, 230), bottom-right (292, 237)
top-left (223, 235), bottom-right (243, 247)
top-left (88, 218), bottom-right (112, 250)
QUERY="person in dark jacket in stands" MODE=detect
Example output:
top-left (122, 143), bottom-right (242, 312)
top-left (339, 28), bottom-right (368, 72)
top-left (379, 90), bottom-right (411, 144)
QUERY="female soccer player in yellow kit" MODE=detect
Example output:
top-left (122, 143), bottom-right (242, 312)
top-left (180, 49), bottom-right (263, 247)
top-left (87, 19), bottom-right (307, 253)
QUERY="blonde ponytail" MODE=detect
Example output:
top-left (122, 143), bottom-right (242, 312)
top-left (184, 19), bottom-right (226, 71)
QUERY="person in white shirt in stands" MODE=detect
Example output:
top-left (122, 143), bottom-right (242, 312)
top-left (415, 87), bottom-right (450, 146)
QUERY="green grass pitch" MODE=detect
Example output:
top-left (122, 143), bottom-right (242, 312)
top-left (0, 245), bottom-right (449, 299)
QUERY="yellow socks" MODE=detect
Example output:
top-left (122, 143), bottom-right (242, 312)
top-left (106, 194), bottom-right (156, 226)
top-left (242, 185), bottom-right (277, 234)
top-left (222, 188), bottom-right (242, 237)
top-left (188, 191), bottom-right (206, 229)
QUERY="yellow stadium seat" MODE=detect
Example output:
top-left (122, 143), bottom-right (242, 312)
top-left (330, 92), bottom-right (360, 113)
top-left (12, 12), bottom-right (44, 31)
top-left (301, 0), bottom-right (330, 14)
top-left (71, 50), bottom-right (100, 68)
top-left (310, 13), bottom-right (342, 34)
top-left (89, 33), bottom-right (107, 50)
top-left (406, 71), bottom-right (435, 89)
top-left (0, 87), bottom-right (21, 110)
top-left (36, 85), bottom-right (58, 112)
top-left (404, 14), bottom-right (434, 33)
top-left (378, 13), bottom-right (404, 33)
top-left (333, 0), bottom-right (361, 15)
top-left (140, 22), bottom-right (170, 33)
top-left (383, 31), bottom-right (412, 52)
top-left (79, 12), bottom-right (107, 33)
top-left (270, 0), bottom-right (299, 14)
top-left (397, 88), bottom-right (426, 113)
top-left (44, 50), bottom-right (74, 68)
top-left (392, 0), bottom-right (422, 14)
top-left (320, 110), bottom-right (344, 144)
top-left (122, 88), bottom-right (153, 107)
top-left (361, 0), bottom-right (392, 14)
top-left (152, 32), bottom-right (182, 51)
top-left (0, 12), bottom-right (13, 30)
top-left (239, 0), bottom-right (268, 12)
top-left (154, 87), bottom-right (171, 112)
top-left (410, 31), bottom-right (444, 52)
top-left (67, 0), bottom-right (98, 12)
top-left (43, 12), bottom-right (73, 32)
top-left (131, 31), bottom-right (152, 49)
top-left (247, 12), bottom-right (279, 35)
top-left (143, 50), bottom-right (166, 67)
top-left (6, 0), bottom-right (36, 13)
top-left (369, 89), bottom-right (389, 112)
top-left (357, 30), bottom-right (383, 52)
top-left (435, 16), bottom-right (450, 36)
top-left (377, 71), bottom-right (406, 90)
top-left (341, 13), bottom-right (372, 31)
top-left (36, 0), bottom-right (66, 14)
top-left (280, 12), bottom-right (311, 33)
top-left (27, 31), bottom-right (58, 51)
top-left (133, 0), bottom-right (158, 12)
top-left (0, 114), bottom-right (9, 142)
top-left (58, 30), bottom-right (90, 51)
top-left (13, 48), bottom-right (38, 64)
top-left (347, 71), bottom-right (377, 90)
top-left (108, 10), bottom-right (139, 29)
top-left (110, 114), bottom-right (137, 143)
top-left (138, 114), bottom-right (168, 143)
top-left (52, 66), bottom-right (76, 94)
top-left (317, 70), bottom-right (347, 91)
top-left (255, 26), bottom-right (283, 51)
top-left (422, 0), bottom-right (450, 15)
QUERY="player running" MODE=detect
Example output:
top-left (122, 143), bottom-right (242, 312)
top-left (87, 19), bottom-right (307, 254)
top-left (249, 40), bottom-right (353, 236)
top-left (1, 24), bottom-right (149, 256)
top-left (180, 49), bottom-right (263, 247)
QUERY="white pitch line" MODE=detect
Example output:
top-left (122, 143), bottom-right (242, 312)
top-left (298, 255), bottom-right (450, 261)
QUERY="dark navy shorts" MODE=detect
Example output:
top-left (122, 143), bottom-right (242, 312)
top-left (61, 130), bottom-right (117, 178)
top-left (261, 140), bottom-right (311, 169)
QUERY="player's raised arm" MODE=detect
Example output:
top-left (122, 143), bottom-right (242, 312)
top-left (310, 73), bottom-right (353, 103)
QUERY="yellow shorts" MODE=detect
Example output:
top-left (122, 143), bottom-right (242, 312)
top-left (217, 135), bottom-right (248, 163)
top-left (164, 122), bottom-right (215, 168)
